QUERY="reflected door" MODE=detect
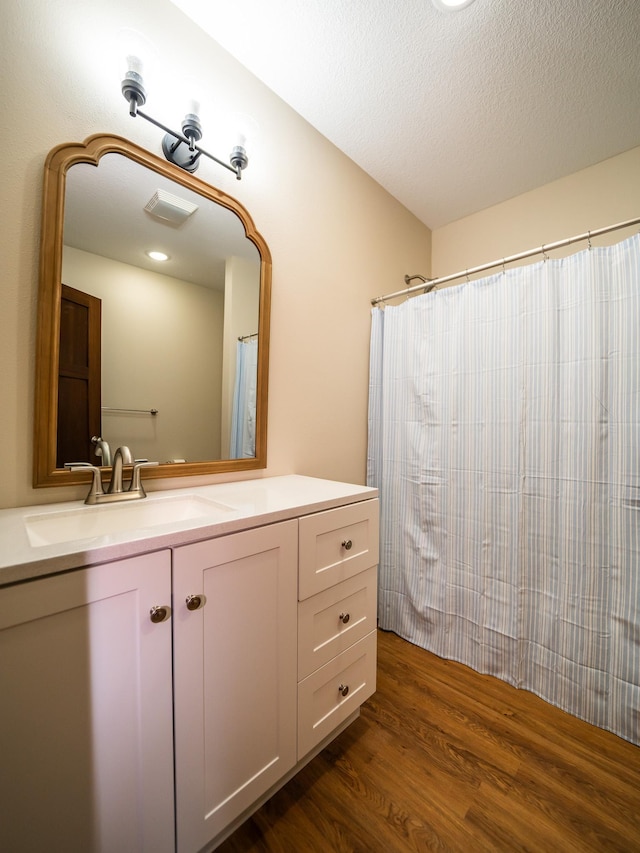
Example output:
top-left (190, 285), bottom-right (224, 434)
top-left (56, 284), bottom-right (101, 467)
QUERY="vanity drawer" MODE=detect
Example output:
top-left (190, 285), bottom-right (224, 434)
top-left (298, 499), bottom-right (379, 600)
top-left (297, 630), bottom-right (377, 759)
top-left (298, 566), bottom-right (377, 680)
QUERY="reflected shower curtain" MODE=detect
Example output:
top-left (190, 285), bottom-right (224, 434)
top-left (368, 234), bottom-right (640, 744)
top-left (230, 338), bottom-right (258, 458)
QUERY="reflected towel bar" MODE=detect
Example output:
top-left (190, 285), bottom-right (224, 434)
top-left (102, 406), bottom-right (159, 416)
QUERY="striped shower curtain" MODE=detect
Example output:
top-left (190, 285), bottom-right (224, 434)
top-left (229, 338), bottom-right (258, 458)
top-left (368, 233), bottom-right (640, 744)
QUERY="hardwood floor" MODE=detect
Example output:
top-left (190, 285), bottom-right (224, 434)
top-left (219, 629), bottom-right (640, 852)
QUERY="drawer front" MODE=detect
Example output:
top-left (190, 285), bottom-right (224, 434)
top-left (298, 566), bottom-right (377, 680)
top-left (298, 499), bottom-right (379, 600)
top-left (297, 630), bottom-right (377, 759)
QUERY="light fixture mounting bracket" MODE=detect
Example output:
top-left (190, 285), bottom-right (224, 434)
top-left (161, 133), bottom-right (201, 173)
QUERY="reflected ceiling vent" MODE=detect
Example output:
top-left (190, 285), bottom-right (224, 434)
top-left (144, 189), bottom-right (199, 225)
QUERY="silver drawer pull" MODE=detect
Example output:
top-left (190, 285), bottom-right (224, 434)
top-left (339, 612), bottom-right (350, 624)
top-left (149, 605), bottom-right (170, 624)
top-left (338, 683), bottom-right (350, 697)
top-left (186, 594), bottom-right (204, 611)
top-left (341, 539), bottom-right (353, 551)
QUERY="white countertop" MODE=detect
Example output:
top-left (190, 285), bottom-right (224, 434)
top-left (0, 476), bottom-right (378, 586)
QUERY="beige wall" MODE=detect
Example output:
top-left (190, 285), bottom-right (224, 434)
top-left (0, 0), bottom-right (430, 509)
top-left (432, 146), bottom-right (640, 280)
top-left (7, 0), bottom-right (636, 511)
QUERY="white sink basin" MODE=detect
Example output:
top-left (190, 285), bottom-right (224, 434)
top-left (24, 495), bottom-right (235, 547)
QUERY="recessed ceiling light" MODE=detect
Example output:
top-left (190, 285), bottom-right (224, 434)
top-left (147, 250), bottom-right (169, 262)
top-left (432, 0), bottom-right (476, 10)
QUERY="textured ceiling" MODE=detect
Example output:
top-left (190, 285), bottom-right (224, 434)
top-left (168, 0), bottom-right (640, 229)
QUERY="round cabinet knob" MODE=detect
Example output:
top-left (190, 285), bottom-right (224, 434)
top-left (338, 683), bottom-right (350, 698)
top-left (339, 612), bottom-right (350, 624)
top-left (341, 539), bottom-right (353, 551)
top-left (185, 594), bottom-right (204, 611)
top-left (149, 605), bottom-right (170, 624)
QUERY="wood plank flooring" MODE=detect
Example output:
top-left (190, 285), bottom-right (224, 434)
top-left (218, 629), bottom-right (640, 852)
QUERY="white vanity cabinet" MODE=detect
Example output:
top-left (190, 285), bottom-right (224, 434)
top-left (0, 476), bottom-right (379, 853)
top-left (0, 551), bottom-right (175, 853)
top-left (172, 520), bottom-right (298, 853)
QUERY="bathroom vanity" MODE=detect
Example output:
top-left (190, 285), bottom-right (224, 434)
top-left (0, 476), bottom-right (379, 853)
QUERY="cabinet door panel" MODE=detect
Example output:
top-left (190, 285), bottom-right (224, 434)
top-left (173, 520), bottom-right (298, 853)
top-left (0, 552), bottom-right (174, 853)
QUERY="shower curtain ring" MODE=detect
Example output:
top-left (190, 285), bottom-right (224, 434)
top-left (542, 245), bottom-right (548, 262)
top-left (587, 231), bottom-right (592, 250)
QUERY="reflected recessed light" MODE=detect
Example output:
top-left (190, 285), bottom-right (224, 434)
top-left (432, 0), bottom-right (476, 10)
top-left (147, 250), bottom-right (169, 262)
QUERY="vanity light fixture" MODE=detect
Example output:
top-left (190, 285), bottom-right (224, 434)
top-left (120, 35), bottom-right (251, 180)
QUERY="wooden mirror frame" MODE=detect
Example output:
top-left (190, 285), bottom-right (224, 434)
top-left (34, 134), bottom-right (271, 488)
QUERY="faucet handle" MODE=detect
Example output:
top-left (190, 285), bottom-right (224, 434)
top-left (64, 463), bottom-right (105, 502)
top-left (129, 460), bottom-right (159, 495)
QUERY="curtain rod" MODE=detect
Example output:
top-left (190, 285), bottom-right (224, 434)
top-left (370, 215), bottom-right (640, 306)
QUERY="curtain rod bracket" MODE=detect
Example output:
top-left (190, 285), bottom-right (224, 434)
top-left (404, 273), bottom-right (436, 296)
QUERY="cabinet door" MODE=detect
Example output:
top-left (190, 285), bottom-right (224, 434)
top-left (0, 552), bottom-right (175, 853)
top-left (173, 520), bottom-right (298, 853)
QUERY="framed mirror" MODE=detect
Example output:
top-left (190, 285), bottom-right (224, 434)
top-left (34, 134), bottom-right (271, 488)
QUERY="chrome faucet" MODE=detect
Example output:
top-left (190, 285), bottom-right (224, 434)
top-left (65, 446), bottom-right (158, 505)
top-left (91, 435), bottom-right (112, 467)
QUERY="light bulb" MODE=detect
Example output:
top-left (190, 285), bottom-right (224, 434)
top-left (118, 29), bottom-right (158, 114)
top-left (227, 113), bottom-right (258, 179)
top-left (432, 0), bottom-right (476, 10)
top-left (231, 113), bottom-right (259, 152)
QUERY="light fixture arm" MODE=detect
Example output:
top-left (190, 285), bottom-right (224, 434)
top-left (136, 107), bottom-right (245, 179)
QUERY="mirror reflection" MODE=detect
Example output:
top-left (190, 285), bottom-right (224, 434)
top-left (61, 153), bottom-right (260, 466)
top-left (33, 135), bottom-right (271, 488)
